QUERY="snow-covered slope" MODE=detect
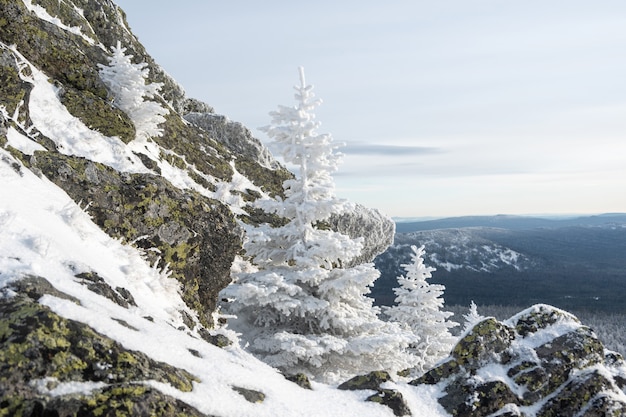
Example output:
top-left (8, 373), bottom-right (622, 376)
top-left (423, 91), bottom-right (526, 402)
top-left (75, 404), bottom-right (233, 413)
top-left (0, 0), bottom-right (438, 414)
top-left (0, 146), bottom-right (446, 417)
top-left (2, 1), bottom-right (625, 415)
top-left (398, 228), bottom-right (537, 273)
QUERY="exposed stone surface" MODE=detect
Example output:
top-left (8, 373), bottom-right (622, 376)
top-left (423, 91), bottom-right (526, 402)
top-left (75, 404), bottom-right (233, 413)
top-left (338, 370), bottom-right (392, 391)
top-left (232, 386), bottom-right (266, 404)
top-left (366, 389), bottom-right (412, 417)
top-left (75, 271), bottom-right (137, 308)
top-left (0, 0), bottom-right (287, 414)
top-left (198, 327), bottom-right (233, 348)
top-left (339, 371), bottom-right (411, 416)
top-left (285, 373), bottom-right (312, 390)
top-left (184, 112), bottom-right (279, 170)
top-left (3, 384), bottom-right (213, 417)
top-left (412, 304), bottom-right (626, 417)
top-left (29, 151), bottom-right (240, 328)
top-left (0, 283), bottom-right (206, 416)
top-left (8, 275), bottom-right (80, 305)
top-left (0, 0), bottom-right (261, 331)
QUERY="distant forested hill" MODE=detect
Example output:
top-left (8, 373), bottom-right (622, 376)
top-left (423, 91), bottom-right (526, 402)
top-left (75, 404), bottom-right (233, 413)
top-left (373, 214), bottom-right (626, 313)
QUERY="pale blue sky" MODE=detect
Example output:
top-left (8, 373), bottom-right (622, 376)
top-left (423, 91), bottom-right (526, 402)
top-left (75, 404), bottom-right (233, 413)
top-left (115, 0), bottom-right (626, 218)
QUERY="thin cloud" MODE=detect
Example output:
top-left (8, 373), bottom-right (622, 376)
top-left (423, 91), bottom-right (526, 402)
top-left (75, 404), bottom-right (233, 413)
top-left (343, 142), bottom-right (441, 156)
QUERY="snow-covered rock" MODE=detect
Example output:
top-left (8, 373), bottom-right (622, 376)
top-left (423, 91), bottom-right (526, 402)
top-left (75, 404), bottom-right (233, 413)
top-left (328, 203), bottom-right (395, 265)
top-left (411, 304), bottom-right (626, 416)
top-left (184, 112), bottom-right (280, 170)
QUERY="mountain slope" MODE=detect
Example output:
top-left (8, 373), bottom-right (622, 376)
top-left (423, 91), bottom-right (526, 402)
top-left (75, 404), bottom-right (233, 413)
top-left (374, 217), bottom-right (626, 312)
top-left (0, 0), bottom-right (436, 415)
top-left (2, 149), bottom-right (446, 416)
top-left (1, 1), bottom-right (625, 416)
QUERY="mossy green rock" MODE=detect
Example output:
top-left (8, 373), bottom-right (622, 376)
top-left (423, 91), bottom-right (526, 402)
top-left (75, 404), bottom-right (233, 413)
top-left (411, 305), bottom-right (626, 417)
top-left (338, 370), bottom-right (391, 391)
top-left (338, 371), bottom-right (411, 416)
top-left (0, 289), bottom-right (209, 416)
top-left (29, 152), bottom-right (241, 328)
top-left (410, 359), bottom-right (459, 386)
top-left (441, 380), bottom-right (521, 417)
top-left (366, 389), bottom-right (411, 417)
top-left (285, 373), bottom-right (312, 390)
top-left (513, 304), bottom-right (580, 337)
top-left (537, 370), bottom-right (626, 417)
top-left (452, 318), bottom-right (514, 370)
top-left (232, 386), bottom-right (265, 404)
top-left (3, 384), bottom-right (213, 417)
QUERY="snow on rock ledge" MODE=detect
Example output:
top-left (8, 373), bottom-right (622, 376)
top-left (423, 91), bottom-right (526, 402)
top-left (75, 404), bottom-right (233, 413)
top-left (184, 112), bottom-right (279, 170)
top-left (411, 304), bottom-right (626, 416)
top-left (329, 203), bottom-right (396, 266)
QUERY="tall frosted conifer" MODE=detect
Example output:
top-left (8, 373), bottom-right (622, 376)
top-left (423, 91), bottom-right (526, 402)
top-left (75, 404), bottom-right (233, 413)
top-left (386, 245), bottom-right (458, 375)
top-left (223, 68), bottom-right (412, 382)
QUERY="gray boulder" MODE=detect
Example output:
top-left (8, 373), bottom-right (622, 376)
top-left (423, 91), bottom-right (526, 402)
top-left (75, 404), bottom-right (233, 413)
top-left (184, 112), bottom-right (279, 170)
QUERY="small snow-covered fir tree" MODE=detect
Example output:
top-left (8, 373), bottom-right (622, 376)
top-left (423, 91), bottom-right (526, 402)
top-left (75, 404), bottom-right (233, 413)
top-left (386, 245), bottom-right (458, 375)
top-left (98, 41), bottom-right (168, 140)
top-left (222, 68), bottom-right (413, 382)
top-left (462, 300), bottom-right (485, 333)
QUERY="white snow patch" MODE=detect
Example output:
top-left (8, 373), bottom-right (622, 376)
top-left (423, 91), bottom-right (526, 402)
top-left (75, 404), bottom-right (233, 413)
top-left (31, 377), bottom-right (108, 396)
top-left (505, 304), bottom-right (583, 349)
top-left (22, 53), bottom-right (151, 173)
top-left (20, 0), bottom-right (97, 45)
top-left (6, 126), bottom-right (46, 155)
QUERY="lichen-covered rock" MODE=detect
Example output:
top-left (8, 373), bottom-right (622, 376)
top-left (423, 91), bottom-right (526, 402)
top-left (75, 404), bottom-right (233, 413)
top-left (232, 386), bottom-right (265, 403)
top-left (515, 326), bottom-right (605, 403)
top-left (285, 373), bottom-right (312, 390)
top-left (367, 388), bottom-right (411, 417)
top-left (452, 317), bottom-right (515, 370)
top-left (28, 152), bottom-right (240, 328)
top-left (338, 370), bottom-right (392, 391)
top-left (198, 327), bottom-right (233, 348)
top-left (338, 371), bottom-right (411, 416)
top-left (4, 384), bottom-right (213, 417)
top-left (411, 304), bottom-right (626, 417)
top-left (0, 288), bottom-right (207, 416)
top-left (537, 369), bottom-right (626, 417)
top-left (75, 271), bottom-right (137, 308)
top-left (0, 0), bottom-right (282, 332)
top-left (440, 379), bottom-right (521, 417)
top-left (0, 0), bottom-right (428, 415)
top-left (184, 112), bottom-right (279, 171)
top-left (513, 304), bottom-right (580, 337)
top-left (410, 359), bottom-right (460, 386)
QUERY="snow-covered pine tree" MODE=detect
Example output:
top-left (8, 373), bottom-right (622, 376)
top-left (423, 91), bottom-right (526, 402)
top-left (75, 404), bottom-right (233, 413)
top-left (98, 41), bottom-right (168, 140)
top-left (222, 68), bottom-right (413, 382)
top-left (462, 300), bottom-right (485, 333)
top-left (386, 244), bottom-right (458, 375)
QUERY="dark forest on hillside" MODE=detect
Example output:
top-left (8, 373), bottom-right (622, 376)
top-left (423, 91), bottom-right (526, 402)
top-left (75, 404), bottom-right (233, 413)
top-left (373, 218), bottom-right (626, 314)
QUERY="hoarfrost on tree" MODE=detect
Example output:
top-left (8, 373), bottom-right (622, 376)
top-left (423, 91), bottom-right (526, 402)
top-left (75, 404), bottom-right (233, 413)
top-left (462, 300), bottom-right (486, 333)
top-left (222, 67), bottom-right (413, 382)
top-left (98, 41), bottom-right (168, 141)
top-left (386, 244), bottom-right (458, 375)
